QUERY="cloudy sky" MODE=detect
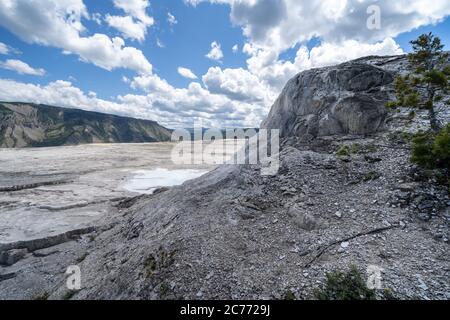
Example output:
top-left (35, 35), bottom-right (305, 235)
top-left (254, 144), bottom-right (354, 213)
top-left (0, 0), bottom-right (449, 128)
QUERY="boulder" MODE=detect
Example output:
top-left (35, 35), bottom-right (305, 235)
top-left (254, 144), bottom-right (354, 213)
top-left (261, 62), bottom-right (394, 139)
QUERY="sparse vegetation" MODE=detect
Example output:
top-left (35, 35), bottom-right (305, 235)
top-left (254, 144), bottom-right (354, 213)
top-left (386, 34), bottom-right (449, 189)
top-left (283, 290), bottom-right (296, 300)
top-left (387, 131), bottom-right (418, 145)
top-left (411, 124), bottom-right (450, 170)
top-left (400, 131), bottom-right (415, 142)
top-left (314, 266), bottom-right (376, 300)
top-left (159, 281), bottom-right (170, 297)
top-left (411, 124), bottom-right (450, 190)
top-left (363, 171), bottom-right (381, 182)
top-left (62, 290), bottom-right (77, 300)
top-left (33, 291), bottom-right (49, 300)
top-left (359, 144), bottom-right (378, 154)
top-left (144, 248), bottom-right (176, 279)
top-left (336, 145), bottom-right (351, 157)
top-left (336, 143), bottom-right (378, 157)
top-left (387, 33), bottom-right (450, 132)
top-left (382, 288), bottom-right (399, 300)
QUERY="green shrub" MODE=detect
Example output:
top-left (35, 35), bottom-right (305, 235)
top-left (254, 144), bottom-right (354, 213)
top-left (62, 290), bottom-right (77, 300)
top-left (336, 143), bottom-right (378, 157)
top-left (283, 290), bottom-right (296, 300)
top-left (433, 124), bottom-right (450, 170)
top-left (385, 101), bottom-right (398, 109)
top-left (350, 143), bottom-right (362, 154)
top-left (400, 131), bottom-right (415, 142)
top-left (143, 248), bottom-right (176, 279)
top-left (412, 123), bottom-right (450, 171)
top-left (314, 266), bottom-right (376, 300)
top-left (33, 291), bottom-right (49, 300)
top-left (336, 145), bottom-right (351, 157)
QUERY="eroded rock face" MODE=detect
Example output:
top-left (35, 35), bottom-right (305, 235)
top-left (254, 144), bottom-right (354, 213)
top-left (261, 62), bottom-right (394, 139)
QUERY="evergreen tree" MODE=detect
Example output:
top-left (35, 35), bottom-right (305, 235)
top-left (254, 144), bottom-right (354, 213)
top-left (387, 33), bottom-right (450, 132)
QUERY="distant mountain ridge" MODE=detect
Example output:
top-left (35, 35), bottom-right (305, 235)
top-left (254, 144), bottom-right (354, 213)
top-left (0, 102), bottom-right (172, 148)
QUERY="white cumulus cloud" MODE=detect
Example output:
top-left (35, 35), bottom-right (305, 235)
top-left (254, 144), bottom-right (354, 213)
top-left (202, 66), bottom-right (273, 103)
top-left (0, 59), bottom-right (46, 76)
top-left (187, 0), bottom-right (450, 54)
top-left (112, 0), bottom-right (154, 25)
top-left (206, 41), bottom-right (224, 61)
top-left (0, 76), bottom-right (262, 128)
top-left (178, 67), bottom-right (198, 79)
top-left (0, 0), bottom-right (153, 74)
top-left (106, 0), bottom-right (154, 42)
top-left (105, 15), bottom-right (148, 42)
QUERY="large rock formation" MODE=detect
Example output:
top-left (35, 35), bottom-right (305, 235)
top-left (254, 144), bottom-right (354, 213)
top-left (1, 55), bottom-right (449, 300)
top-left (0, 102), bottom-right (172, 148)
top-left (261, 62), bottom-right (394, 139)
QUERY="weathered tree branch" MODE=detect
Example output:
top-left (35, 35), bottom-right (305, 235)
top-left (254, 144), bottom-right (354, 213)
top-left (303, 225), bottom-right (399, 268)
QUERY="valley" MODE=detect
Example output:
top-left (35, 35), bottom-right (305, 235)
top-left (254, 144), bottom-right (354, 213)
top-left (0, 143), bottom-right (212, 244)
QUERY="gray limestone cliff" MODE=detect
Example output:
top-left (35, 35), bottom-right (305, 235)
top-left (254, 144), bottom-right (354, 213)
top-left (261, 62), bottom-right (394, 139)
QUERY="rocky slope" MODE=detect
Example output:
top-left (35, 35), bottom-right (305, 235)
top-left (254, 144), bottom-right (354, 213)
top-left (0, 55), bottom-right (449, 300)
top-left (0, 102), bottom-right (172, 148)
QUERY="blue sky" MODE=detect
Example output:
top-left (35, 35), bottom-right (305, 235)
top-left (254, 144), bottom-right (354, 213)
top-left (0, 0), bottom-right (449, 128)
top-left (0, 1), bottom-right (248, 101)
